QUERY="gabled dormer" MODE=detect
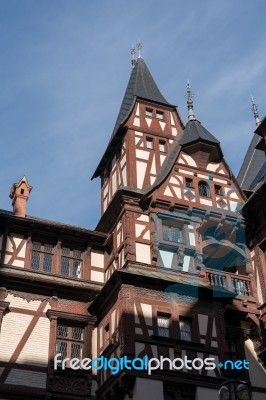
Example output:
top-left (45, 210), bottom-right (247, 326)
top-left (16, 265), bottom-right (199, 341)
top-left (92, 55), bottom-right (183, 214)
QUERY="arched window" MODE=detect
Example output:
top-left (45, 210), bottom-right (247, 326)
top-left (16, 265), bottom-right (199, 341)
top-left (198, 181), bottom-right (210, 197)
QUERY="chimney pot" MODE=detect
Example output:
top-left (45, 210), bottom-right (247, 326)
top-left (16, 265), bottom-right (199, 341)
top-left (9, 176), bottom-right (32, 217)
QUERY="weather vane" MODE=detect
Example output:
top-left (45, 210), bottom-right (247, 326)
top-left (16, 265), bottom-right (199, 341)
top-left (251, 95), bottom-right (260, 127)
top-left (185, 80), bottom-right (196, 121)
top-left (136, 41), bottom-right (142, 58)
top-left (131, 46), bottom-right (136, 67)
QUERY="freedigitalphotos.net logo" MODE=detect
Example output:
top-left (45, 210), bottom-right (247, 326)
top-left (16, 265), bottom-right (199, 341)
top-left (54, 354), bottom-right (249, 375)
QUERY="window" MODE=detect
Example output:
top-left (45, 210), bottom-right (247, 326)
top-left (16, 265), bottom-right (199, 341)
top-left (61, 248), bottom-right (82, 278)
top-left (179, 319), bottom-right (192, 341)
top-left (185, 178), bottom-right (193, 188)
top-left (158, 314), bottom-right (170, 337)
top-left (31, 242), bottom-right (53, 272)
top-left (214, 185), bottom-right (223, 195)
top-left (163, 227), bottom-right (182, 243)
top-left (198, 181), bottom-right (210, 197)
top-left (145, 108), bottom-right (153, 117)
top-left (156, 110), bottom-right (164, 120)
top-left (146, 138), bottom-right (154, 149)
top-left (159, 141), bottom-right (166, 152)
top-left (56, 324), bottom-right (84, 366)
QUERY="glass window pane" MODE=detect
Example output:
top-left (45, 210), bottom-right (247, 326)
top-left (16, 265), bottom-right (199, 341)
top-left (180, 320), bottom-right (191, 341)
top-left (198, 181), bottom-right (210, 197)
top-left (72, 327), bottom-right (83, 340)
top-left (56, 340), bottom-right (67, 360)
top-left (31, 251), bottom-right (40, 270)
top-left (158, 316), bottom-right (170, 337)
top-left (145, 108), bottom-right (153, 117)
top-left (163, 229), bottom-right (170, 241)
top-left (71, 343), bottom-right (82, 359)
top-left (43, 254), bottom-right (52, 272)
top-left (61, 258), bottom-right (69, 276)
top-left (172, 228), bottom-right (182, 243)
top-left (73, 261), bottom-right (81, 278)
top-left (57, 325), bottom-right (68, 338)
top-left (146, 139), bottom-right (153, 149)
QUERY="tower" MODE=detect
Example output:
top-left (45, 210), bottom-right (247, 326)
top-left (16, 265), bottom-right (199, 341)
top-left (89, 54), bottom-right (263, 399)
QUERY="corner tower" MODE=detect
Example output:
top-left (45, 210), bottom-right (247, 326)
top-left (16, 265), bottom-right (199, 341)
top-left (89, 55), bottom-right (263, 400)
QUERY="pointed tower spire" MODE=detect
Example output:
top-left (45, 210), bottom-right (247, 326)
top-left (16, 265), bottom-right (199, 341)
top-left (186, 81), bottom-right (196, 121)
top-left (251, 95), bottom-right (261, 127)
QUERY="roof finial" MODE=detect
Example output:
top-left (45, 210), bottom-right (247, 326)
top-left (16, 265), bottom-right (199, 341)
top-left (136, 41), bottom-right (142, 58)
top-left (251, 95), bottom-right (261, 127)
top-left (186, 80), bottom-right (196, 121)
top-left (131, 46), bottom-right (136, 67)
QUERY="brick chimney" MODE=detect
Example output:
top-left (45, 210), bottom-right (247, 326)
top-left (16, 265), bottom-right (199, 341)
top-left (9, 176), bottom-right (32, 217)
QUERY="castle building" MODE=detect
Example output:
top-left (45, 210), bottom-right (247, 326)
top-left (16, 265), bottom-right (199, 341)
top-left (0, 52), bottom-right (266, 400)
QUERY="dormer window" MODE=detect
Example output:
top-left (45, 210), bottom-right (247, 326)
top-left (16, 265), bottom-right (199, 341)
top-left (146, 138), bottom-right (154, 149)
top-left (145, 108), bottom-right (153, 117)
top-left (198, 181), bottom-right (210, 198)
top-left (156, 110), bottom-right (164, 120)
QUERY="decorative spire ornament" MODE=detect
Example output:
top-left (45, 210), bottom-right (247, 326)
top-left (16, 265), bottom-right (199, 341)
top-left (131, 46), bottom-right (136, 67)
top-left (251, 95), bottom-right (261, 127)
top-left (136, 41), bottom-right (142, 58)
top-left (186, 80), bottom-right (196, 121)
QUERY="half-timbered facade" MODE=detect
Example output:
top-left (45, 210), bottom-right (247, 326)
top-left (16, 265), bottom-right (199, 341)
top-left (0, 56), bottom-right (266, 400)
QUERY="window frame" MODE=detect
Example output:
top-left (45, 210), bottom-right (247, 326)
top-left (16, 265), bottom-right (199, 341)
top-left (179, 318), bottom-right (192, 341)
top-left (157, 313), bottom-right (171, 337)
top-left (185, 178), bottom-right (194, 188)
top-left (146, 137), bottom-right (154, 149)
top-left (145, 107), bottom-right (153, 117)
top-left (156, 110), bottom-right (164, 120)
top-left (159, 140), bottom-right (166, 153)
top-left (198, 181), bottom-right (210, 198)
top-left (56, 323), bottom-right (84, 367)
top-left (30, 241), bottom-right (53, 273)
top-left (214, 184), bottom-right (223, 196)
top-left (60, 247), bottom-right (83, 279)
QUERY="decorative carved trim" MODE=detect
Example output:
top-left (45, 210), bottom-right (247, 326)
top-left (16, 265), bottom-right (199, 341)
top-left (7, 290), bottom-right (50, 303)
top-left (46, 309), bottom-right (96, 325)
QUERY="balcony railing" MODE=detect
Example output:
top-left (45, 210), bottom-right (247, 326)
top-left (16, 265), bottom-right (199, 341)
top-left (206, 270), bottom-right (251, 296)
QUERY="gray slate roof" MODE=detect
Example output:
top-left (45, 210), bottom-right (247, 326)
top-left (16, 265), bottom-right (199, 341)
top-left (180, 119), bottom-right (220, 146)
top-left (237, 133), bottom-right (265, 191)
top-left (250, 160), bottom-right (266, 191)
top-left (92, 57), bottom-right (173, 179)
top-left (111, 57), bottom-right (171, 142)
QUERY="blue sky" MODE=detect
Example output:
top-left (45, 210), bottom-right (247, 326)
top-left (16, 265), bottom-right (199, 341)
top-left (0, 0), bottom-right (266, 229)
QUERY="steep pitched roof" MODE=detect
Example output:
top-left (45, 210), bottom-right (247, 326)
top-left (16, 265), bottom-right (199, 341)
top-left (249, 160), bottom-right (266, 191)
top-left (92, 57), bottom-right (174, 179)
top-left (111, 57), bottom-right (171, 141)
top-left (237, 133), bottom-right (265, 191)
top-left (180, 119), bottom-right (220, 146)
